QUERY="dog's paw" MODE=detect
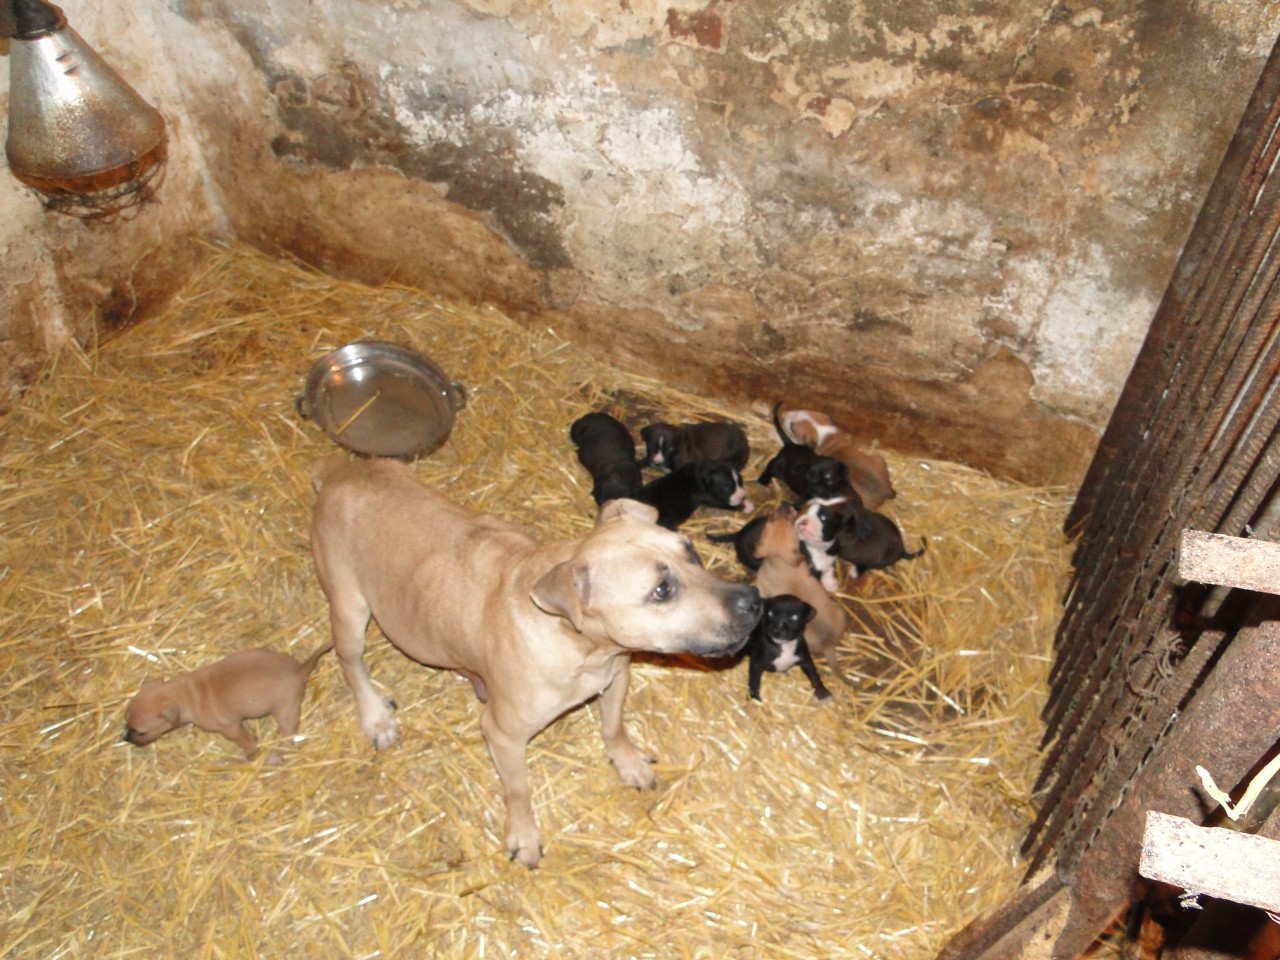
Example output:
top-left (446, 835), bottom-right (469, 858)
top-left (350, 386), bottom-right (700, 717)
top-left (368, 719), bottom-right (400, 750)
top-left (611, 745), bottom-right (658, 790)
top-left (362, 699), bottom-right (401, 749)
top-left (505, 827), bottom-right (543, 869)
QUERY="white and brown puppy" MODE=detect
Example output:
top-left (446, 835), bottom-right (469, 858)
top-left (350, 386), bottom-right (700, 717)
top-left (309, 456), bottom-right (762, 868)
top-left (778, 408), bottom-right (896, 510)
top-left (124, 643), bottom-right (332, 763)
top-left (751, 505), bottom-right (848, 683)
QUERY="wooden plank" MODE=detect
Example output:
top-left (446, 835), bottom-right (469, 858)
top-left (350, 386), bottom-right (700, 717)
top-left (1139, 811), bottom-right (1280, 913)
top-left (1178, 529), bottom-right (1280, 594)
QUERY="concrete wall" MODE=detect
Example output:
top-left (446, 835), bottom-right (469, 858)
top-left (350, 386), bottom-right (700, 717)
top-left (3, 0), bottom-right (1278, 484)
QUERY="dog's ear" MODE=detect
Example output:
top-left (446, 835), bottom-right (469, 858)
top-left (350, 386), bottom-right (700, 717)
top-left (530, 561), bottom-right (589, 632)
top-left (597, 498), bottom-right (659, 525)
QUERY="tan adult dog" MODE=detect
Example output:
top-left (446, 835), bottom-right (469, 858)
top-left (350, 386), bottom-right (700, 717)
top-left (308, 455), bottom-right (762, 868)
top-left (124, 643), bottom-right (332, 763)
top-left (778, 408), bottom-right (896, 510)
top-left (751, 505), bottom-right (848, 682)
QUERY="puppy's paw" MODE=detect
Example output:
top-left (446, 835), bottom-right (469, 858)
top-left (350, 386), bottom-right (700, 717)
top-left (611, 744), bottom-right (658, 790)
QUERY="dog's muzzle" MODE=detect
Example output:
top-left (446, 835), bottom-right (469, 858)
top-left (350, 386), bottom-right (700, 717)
top-left (725, 585), bottom-right (764, 655)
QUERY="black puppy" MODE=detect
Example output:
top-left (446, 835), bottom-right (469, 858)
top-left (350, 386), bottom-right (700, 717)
top-left (757, 403), bottom-right (860, 503)
top-left (746, 594), bottom-right (831, 701)
top-left (640, 421), bottom-right (751, 472)
top-left (834, 508), bottom-right (927, 578)
top-left (570, 412), bottom-right (643, 506)
top-left (638, 460), bottom-right (751, 530)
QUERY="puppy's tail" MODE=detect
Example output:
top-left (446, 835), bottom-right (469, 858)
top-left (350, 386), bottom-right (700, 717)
top-left (705, 528), bottom-right (738, 543)
top-left (904, 536), bottom-right (928, 561)
top-left (770, 401), bottom-right (790, 446)
top-left (299, 641), bottom-right (335, 676)
top-left (310, 455), bottom-right (348, 494)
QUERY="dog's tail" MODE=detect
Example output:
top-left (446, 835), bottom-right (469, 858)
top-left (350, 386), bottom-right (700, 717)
top-left (770, 401), bottom-right (791, 446)
top-left (705, 528), bottom-right (738, 543)
top-left (299, 641), bottom-right (335, 676)
top-left (904, 536), bottom-right (928, 561)
top-left (310, 455), bottom-right (348, 494)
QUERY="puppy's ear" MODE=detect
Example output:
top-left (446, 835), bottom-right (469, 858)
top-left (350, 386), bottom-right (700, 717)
top-left (597, 498), bottom-right (659, 525)
top-left (531, 561), bottom-right (589, 632)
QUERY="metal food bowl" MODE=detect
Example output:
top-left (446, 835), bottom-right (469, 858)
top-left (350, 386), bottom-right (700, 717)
top-left (296, 341), bottom-right (466, 459)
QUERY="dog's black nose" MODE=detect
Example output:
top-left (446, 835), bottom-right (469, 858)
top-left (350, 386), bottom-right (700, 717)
top-left (123, 728), bottom-right (140, 745)
top-left (735, 585), bottom-right (763, 621)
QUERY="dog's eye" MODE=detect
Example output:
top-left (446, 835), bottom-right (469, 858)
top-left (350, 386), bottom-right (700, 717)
top-left (651, 577), bottom-right (676, 602)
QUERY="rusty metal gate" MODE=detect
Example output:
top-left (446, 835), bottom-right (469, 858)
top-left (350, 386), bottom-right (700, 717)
top-left (941, 31), bottom-right (1280, 960)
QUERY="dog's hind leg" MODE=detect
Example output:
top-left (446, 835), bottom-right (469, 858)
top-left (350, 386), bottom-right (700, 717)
top-left (215, 721), bottom-right (259, 761)
top-left (480, 707), bottom-right (542, 868)
top-left (594, 667), bottom-right (656, 790)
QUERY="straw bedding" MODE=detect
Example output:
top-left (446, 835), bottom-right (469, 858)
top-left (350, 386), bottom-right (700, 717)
top-left (0, 243), bottom-right (1074, 959)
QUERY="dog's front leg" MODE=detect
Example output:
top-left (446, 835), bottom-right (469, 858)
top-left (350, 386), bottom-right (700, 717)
top-left (328, 599), bottom-right (399, 749)
top-left (480, 707), bottom-right (542, 868)
top-left (595, 667), bottom-right (657, 790)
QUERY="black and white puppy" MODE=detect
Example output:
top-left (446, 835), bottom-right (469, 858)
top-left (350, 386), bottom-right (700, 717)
top-left (834, 509), bottom-right (926, 578)
top-left (757, 403), bottom-right (861, 503)
top-left (638, 460), bottom-right (752, 530)
top-left (569, 412), bottom-right (643, 506)
top-left (640, 421), bottom-right (751, 472)
top-left (793, 496), bottom-right (858, 592)
top-left (746, 594), bottom-right (831, 702)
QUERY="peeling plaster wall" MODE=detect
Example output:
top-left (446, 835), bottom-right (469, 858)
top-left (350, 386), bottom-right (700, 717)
top-left (3, 0), bottom-right (1279, 485)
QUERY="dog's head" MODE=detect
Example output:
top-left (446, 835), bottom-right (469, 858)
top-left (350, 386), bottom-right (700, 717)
top-left (803, 457), bottom-right (851, 501)
top-left (761, 594), bottom-right (815, 643)
top-left (530, 498), bottom-right (761, 657)
top-left (123, 679), bottom-right (182, 746)
top-left (795, 496), bottom-right (857, 546)
top-left (639, 423), bottom-right (678, 469)
top-left (696, 460), bottom-right (752, 511)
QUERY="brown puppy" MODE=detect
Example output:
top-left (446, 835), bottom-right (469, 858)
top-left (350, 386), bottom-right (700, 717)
top-left (751, 505), bottom-right (848, 683)
top-left (778, 408), bottom-right (896, 510)
top-left (124, 643), bottom-right (332, 763)
top-left (309, 455), bottom-right (762, 868)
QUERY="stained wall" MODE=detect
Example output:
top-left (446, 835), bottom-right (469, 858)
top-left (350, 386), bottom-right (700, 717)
top-left (3, 1), bottom-right (1278, 484)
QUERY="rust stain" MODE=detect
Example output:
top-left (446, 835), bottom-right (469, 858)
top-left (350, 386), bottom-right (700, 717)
top-left (666, 8), bottom-right (722, 50)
